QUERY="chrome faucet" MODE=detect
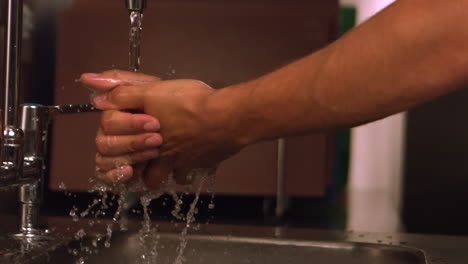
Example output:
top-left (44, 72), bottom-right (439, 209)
top-left (0, 0), bottom-right (98, 238)
top-left (125, 0), bottom-right (146, 11)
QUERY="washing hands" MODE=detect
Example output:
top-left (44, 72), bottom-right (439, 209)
top-left (81, 70), bottom-right (245, 189)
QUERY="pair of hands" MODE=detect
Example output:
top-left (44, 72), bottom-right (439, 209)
top-left (81, 70), bottom-right (241, 188)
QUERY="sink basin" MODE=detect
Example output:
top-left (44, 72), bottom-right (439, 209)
top-left (41, 231), bottom-right (426, 264)
top-left (1, 216), bottom-right (436, 264)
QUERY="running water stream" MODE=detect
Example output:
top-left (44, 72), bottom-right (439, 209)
top-left (62, 9), bottom-right (219, 263)
top-left (129, 10), bottom-right (143, 72)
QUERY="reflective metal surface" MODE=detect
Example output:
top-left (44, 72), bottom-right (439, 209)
top-left (44, 231), bottom-right (426, 264)
top-left (2, 216), bottom-right (468, 263)
top-left (0, 0), bottom-right (99, 239)
top-left (11, 104), bottom-right (98, 236)
top-left (2, 0), bottom-right (23, 128)
top-left (125, 0), bottom-right (146, 11)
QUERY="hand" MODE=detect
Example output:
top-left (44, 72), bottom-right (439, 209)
top-left (84, 71), bottom-right (163, 184)
top-left (81, 70), bottom-right (244, 188)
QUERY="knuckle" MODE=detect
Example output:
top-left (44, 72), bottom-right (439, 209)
top-left (110, 69), bottom-right (122, 78)
top-left (95, 136), bottom-right (105, 153)
top-left (101, 110), bottom-right (116, 121)
top-left (130, 115), bottom-right (142, 131)
top-left (95, 152), bottom-right (102, 163)
top-left (100, 120), bottom-right (113, 134)
top-left (109, 87), bottom-right (126, 104)
top-left (128, 137), bottom-right (139, 152)
top-left (95, 135), bottom-right (112, 154)
top-left (101, 110), bottom-right (126, 134)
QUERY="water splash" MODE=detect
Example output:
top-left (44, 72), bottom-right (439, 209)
top-left (172, 168), bottom-right (216, 264)
top-left (137, 193), bottom-right (160, 264)
top-left (58, 182), bottom-right (67, 191)
top-left (63, 166), bottom-right (217, 263)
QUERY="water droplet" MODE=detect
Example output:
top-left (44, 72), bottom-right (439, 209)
top-left (58, 182), bottom-right (67, 190)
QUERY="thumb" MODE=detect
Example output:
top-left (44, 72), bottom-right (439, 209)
top-left (80, 70), bottom-right (160, 92)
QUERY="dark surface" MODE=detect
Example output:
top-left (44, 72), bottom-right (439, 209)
top-left (42, 190), bottom-right (347, 230)
top-left (403, 88), bottom-right (468, 236)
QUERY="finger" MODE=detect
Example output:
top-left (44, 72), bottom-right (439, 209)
top-left (92, 85), bottom-right (147, 110)
top-left (96, 131), bottom-right (162, 156)
top-left (95, 149), bottom-right (159, 171)
top-left (92, 79), bottom-right (203, 110)
top-left (100, 69), bottom-right (160, 85)
top-left (80, 70), bottom-right (160, 92)
top-left (101, 110), bottom-right (160, 135)
top-left (96, 165), bottom-right (134, 184)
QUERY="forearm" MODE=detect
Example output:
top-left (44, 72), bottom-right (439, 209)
top-left (210, 0), bottom-right (468, 145)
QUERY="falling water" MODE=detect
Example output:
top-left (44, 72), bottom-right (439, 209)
top-left (173, 175), bottom-right (207, 264)
top-left (129, 11), bottom-right (143, 72)
top-left (65, 8), bottom-right (222, 263)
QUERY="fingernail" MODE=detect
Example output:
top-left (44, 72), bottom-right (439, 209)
top-left (82, 73), bottom-right (100, 79)
top-left (145, 135), bottom-right (161, 148)
top-left (143, 121), bottom-right (160, 132)
top-left (94, 78), bottom-right (123, 84)
top-left (82, 73), bottom-right (123, 84)
top-left (92, 92), bottom-right (108, 106)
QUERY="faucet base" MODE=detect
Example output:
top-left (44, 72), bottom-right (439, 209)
top-left (10, 228), bottom-right (52, 240)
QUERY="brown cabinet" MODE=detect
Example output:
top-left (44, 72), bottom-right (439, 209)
top-left (50, 0), bottom-right (338, 196)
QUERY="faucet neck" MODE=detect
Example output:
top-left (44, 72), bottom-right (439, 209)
top-left (0, 0), bottom-right (24, 185)
top-left (3, 0), bottom-right (23, 128)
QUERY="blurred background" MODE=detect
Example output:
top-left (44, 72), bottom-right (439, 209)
top-left (0, 0), bottom-right (467, 237)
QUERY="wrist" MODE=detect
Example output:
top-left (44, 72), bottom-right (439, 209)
top-left (205, 83), bottom-right (260, 149)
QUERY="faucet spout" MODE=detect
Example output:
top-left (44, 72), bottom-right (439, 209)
top-left (125, 0), bottom-right (146, 12)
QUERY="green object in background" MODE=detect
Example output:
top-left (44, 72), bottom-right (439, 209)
top-left (333, 5), bottom-right (356, 193)
top-left (340, 5), bottom-right (357, 35)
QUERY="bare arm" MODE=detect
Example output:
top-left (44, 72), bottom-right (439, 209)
top-left (212, 0), bottom-right (468, 145)
top-left (83, 0), bottom-right (468, 185)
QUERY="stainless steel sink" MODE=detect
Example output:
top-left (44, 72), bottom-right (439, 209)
top-left (38, 231), bottom-right (426, 264)
top-left (14, 216), bottom-right (468, 264)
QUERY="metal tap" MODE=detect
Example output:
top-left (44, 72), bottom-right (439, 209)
top-left (125, 0), bottom-right (146, 12)
top-left (0, 0), bottom-right (98, 238)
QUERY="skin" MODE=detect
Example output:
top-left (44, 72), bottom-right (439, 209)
top-left (81, 0), bottom-right (468, 187)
